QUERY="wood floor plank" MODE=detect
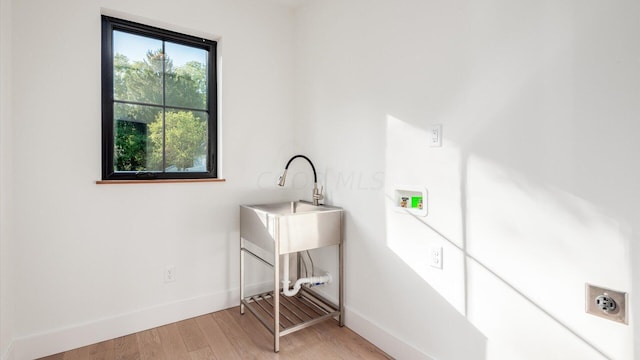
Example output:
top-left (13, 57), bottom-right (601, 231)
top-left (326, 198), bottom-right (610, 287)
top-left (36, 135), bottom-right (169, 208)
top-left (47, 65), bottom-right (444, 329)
top-left (114, 335), bottom-right (140, 360)
top-left (37, 353), bottom-right (64, 360)
top-left (176, 317), bottom-right (209, 352)
top-left (157, 323), bottom-right (190, 360)
top-left (136, 328), bottom-right (166, 360)
top-left (87, 339), bottom-right (115, 360)
top-left (314, 320), bottom-right (392, 360)
top-left (189, 347), bottom-right (216, 360)
top-left (62, 345), bottom-right (90, 360)
top-left (212, 309), bottom-right (271, 360)
top-left (195, 314), bottom-right (238, 360)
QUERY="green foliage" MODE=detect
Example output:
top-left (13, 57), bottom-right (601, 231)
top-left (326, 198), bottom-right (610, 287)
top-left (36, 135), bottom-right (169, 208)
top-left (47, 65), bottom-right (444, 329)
top-left (114, 51), bottom-right (163, 105)
top-left (114, 120), bottom-right (148, 171)
top-left (113, 49), bottom-right (207, 172)
top-left (166, 61), bottom-right (207, 109)
top-left (148, 111), bottom-right (207, 170)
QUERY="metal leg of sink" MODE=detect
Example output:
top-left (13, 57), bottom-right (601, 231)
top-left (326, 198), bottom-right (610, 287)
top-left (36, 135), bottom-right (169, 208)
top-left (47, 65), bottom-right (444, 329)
top-left (273, 251), bottom-right (280, 352)
top-left (240, 238), bottom-right (245, 315)
top-left (338, 243), bottom-right (344, 327)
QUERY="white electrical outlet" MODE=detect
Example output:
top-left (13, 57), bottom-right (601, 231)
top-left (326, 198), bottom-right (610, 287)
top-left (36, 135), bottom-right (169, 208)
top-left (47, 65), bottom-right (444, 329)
top-left (429, 246), bottom-right (443, 269)
top-left (164, 265), bottom-right (176, 283)
top-left (430, 124), bottom-right (442, 147)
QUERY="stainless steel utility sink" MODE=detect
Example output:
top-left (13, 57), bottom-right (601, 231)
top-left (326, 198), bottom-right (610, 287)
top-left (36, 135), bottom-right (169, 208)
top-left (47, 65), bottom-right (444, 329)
top-left (240, 201), bottom-right (343, 254)
top-left (239, 200), bottom-right (345, 352)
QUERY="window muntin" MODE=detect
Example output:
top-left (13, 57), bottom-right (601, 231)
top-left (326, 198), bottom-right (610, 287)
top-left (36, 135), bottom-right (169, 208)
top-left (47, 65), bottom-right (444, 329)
top-left (102, 16), bottom-right (217, 180)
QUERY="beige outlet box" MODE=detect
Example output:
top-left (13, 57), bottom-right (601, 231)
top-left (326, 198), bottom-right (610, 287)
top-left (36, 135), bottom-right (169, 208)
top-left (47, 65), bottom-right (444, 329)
top-left (585, 283), bottom-right (628, 325)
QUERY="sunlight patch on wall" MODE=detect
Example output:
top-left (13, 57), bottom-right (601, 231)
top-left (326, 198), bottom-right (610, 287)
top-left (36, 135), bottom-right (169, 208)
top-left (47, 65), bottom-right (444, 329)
top-left (466, 155), bottom-right (632, 359)
top-left (384, 114), bottom-right (467, 315)
top-left (383, 114), bottom-right (633, 358)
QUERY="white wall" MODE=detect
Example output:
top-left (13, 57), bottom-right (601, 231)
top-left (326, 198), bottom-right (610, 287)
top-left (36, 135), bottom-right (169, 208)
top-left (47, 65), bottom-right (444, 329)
top-left (0, 0), bottom-right (14, 357)
top-left (8, 0), bottom-right (295, 358)
top-left (5, 0), bottom-right (640, 359)
top-left (294, 0), bottom-right (640, 359)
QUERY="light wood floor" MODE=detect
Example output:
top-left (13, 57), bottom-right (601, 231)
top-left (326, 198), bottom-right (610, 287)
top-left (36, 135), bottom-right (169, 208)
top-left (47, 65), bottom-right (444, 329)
top-left (38, 307), bottom-right (392, 360)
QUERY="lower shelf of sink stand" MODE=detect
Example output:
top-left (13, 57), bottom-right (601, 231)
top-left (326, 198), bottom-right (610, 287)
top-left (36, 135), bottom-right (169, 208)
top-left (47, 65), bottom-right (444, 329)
top-left (241, 287), bottom-right (341, 338)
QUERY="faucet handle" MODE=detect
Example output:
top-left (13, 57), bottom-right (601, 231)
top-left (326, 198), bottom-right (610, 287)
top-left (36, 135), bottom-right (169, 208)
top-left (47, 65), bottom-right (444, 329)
top-left (313, 185), bottom-right (324, 205)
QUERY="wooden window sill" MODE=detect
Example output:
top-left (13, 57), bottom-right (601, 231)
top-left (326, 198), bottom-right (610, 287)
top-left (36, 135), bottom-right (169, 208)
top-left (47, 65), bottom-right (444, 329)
top-left (96, 178), bottom-right (226, 185)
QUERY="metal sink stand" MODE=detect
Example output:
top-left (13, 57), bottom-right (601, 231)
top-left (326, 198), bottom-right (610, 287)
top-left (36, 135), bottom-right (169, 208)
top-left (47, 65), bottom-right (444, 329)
top-left (240, 228), bottom-right (344, 353)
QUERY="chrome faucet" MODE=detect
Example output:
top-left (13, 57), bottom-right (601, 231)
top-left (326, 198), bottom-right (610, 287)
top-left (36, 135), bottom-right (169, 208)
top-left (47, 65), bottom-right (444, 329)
top-left (277, 155), bottom-right (324, 206)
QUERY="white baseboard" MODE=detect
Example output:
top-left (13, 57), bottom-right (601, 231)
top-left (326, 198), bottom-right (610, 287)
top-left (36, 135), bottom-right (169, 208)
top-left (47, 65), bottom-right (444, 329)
top-left (1, 342), bottom-right (14, 360)
top-left (345, 306), bottom-right (435, 360)
top-left (12, 284), bottom-right (269, 360)
top-left (10, 286), bottom-right (434, 360)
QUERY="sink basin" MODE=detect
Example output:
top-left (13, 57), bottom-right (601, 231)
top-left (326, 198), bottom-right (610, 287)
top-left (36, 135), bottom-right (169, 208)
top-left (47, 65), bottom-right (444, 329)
top-left (240, 201), bottom-right (343, 254)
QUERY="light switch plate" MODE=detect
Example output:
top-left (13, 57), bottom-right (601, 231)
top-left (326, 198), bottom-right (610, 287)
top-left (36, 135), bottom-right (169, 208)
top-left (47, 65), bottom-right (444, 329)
top-left (585, 283), bottom-right (627, 324)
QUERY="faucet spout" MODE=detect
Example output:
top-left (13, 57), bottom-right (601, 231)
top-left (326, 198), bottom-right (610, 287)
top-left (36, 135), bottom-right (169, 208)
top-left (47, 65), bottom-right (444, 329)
top-left (278, 155), bottom-right (324, 205)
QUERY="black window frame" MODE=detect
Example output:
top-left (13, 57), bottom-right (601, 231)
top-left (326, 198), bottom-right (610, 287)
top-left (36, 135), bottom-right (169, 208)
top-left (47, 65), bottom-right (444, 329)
top-left (101, 16), bottom-right (218, 181)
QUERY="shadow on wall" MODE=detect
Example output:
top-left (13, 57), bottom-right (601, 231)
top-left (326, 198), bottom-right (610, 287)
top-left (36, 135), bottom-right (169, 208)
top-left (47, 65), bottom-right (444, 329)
top-left (329, 201), bottom-right (487, 360)
top-left (384, 109), bottom-right (632, 359)
top-left (379, 5), bottom-right (636, 357)
top-left (386, 161), bottom-right (615, 359)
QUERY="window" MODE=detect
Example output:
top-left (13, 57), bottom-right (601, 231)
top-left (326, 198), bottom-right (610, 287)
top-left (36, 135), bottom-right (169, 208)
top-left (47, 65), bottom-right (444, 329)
top-left (101, 16), bottom-right (217, 180)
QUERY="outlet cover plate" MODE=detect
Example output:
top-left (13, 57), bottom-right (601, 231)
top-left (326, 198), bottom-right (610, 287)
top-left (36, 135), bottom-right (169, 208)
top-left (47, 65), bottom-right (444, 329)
top-left (430, 124), bottom-right (442, 147)
top-left (429, 246), bottom-right (443, 269)
top-left (165, 265), bottom-right (176, 283)
top-left (585, 283), bottom-right (627, 324)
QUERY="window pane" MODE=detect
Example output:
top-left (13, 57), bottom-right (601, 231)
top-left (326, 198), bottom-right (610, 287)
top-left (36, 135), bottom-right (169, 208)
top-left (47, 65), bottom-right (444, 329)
top-left (162, 110), bottom-right (208, 172)
top-left (165, 42), bottom-right (208, 110)
top-left (113, 103), bottom-right (163, 172)
top-left (113, 31), bottom-right (163, 105)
